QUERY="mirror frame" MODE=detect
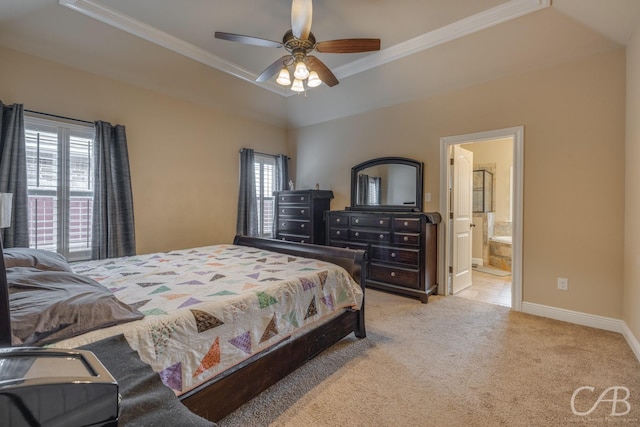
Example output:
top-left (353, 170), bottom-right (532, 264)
top-left (350, 157), bottom-right (423, 212)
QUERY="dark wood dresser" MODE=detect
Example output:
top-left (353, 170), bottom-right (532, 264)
top-left (274, 190), bottom-right (334, 244)
top-left (326, 210), bottom-right (441, 303)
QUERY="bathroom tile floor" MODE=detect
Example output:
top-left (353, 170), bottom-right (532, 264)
top-left (454, 269), bottom-right (512, 307)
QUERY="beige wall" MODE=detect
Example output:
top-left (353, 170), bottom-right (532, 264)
top-left (624, 25), bottom-right (640, 339)
top-left (0, 46), bottom-right (288, 255)
top-left (294, 49), bottom-right (626, 319)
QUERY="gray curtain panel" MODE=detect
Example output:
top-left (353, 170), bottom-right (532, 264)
top-left (0, 102), bottom-right (29, 247)
top-left (236, 148), bottom-right (258, 236)
top-left (92, 121), bottom-right (136, 259)
top-left (275, 154), bottom-right (289, 192)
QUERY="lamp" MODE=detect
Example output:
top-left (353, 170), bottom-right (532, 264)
top-left (275, 56), bottom-right (323, 92)
top-left (291, 79), bottom-right (305, 92)
top-left (0, 193), bottom-right (12, 229)
top-left (276, 67), bottom-right (291, 86)
top-left (307, 71), bottom-right (322, 88)
top-left (293, 61), bottom-right (310, 80)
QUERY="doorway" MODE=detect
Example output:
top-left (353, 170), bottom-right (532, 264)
top-left (439, 127), bottom-right (523, 311)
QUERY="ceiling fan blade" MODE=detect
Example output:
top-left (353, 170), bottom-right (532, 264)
top-left (215, 32), bottom-right (283, 49)
top-left (315, 38), bottom-right (381, 53)
top-left (256, 56), bottom-right (291, 83)
top-left (291, 0), bottom-right (312, 40)
top-left (307, 56), bottom-right (338, 87)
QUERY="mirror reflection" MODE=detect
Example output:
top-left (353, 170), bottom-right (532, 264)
top-left (356, 164), bottom-right (417, 206)
top-left (350, 157), bottom-right (423, 211)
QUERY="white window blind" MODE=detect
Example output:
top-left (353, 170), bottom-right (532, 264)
top-left (254, 154), bottom-right (276, 237)
top-left (25, 115), bottom-right (95, 261)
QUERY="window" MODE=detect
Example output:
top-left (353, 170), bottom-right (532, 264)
top-left (254, 153), bottom-right (276, 237)
top-left (25, 115), bottom-right (95, 261)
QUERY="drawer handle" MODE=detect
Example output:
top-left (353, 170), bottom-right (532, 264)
top-left (300, 197), bottom-right (304, 200)
top-left (281, 197), bottom-right (285, 201)
top-left (404, 221), bottom-right (409, 226)
top-left (301, 240), bottom-right (306, 243)
top-left (391, 272), bottom-right (396, 277)
top-left (355, 219), bottom-right (360, 223)
top-left (379, 220), bottom-right (384, 225)
top-left (336, 218), bottom-right (341, 223)
top-left (336, 230), bottom-right (341, 235)
top-left (301, 224), bottom-right (305, 228)
top-left (391, 252), bottom-right (396, 258)
top-left (404, 236), bottom-right (409, 241)
top-left (282, 222), bottom-right (286, 226)
top-left (355, 232), bottom-right (360, 237)
top-left (300, 209), bottom-right (305, 214)
top-left (379, 234), bottom-right (384, 239)
top-left (282, 209), bottom-right (286, 213)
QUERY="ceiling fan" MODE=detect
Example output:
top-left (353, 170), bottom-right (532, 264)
top-left (214, 0), bottom-right (380, 92)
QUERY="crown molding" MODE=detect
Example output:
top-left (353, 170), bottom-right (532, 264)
top-left (60, 0), bottom-right (550, 96)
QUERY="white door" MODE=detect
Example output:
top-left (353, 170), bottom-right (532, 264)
top-left (451, 145), bottom-right (473, 293)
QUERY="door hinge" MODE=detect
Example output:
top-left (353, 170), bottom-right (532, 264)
top-left (449, 212), bottom-right (454, 219)
top-left (449, 266), bottom-right (453, 274)
top-left (450, 158), bottom-right (454, 165)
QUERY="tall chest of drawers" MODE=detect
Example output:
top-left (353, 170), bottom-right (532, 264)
top-left (326, 210), bottom-right (441, 303)
top-left (274, 190), bottom-right (334, 244)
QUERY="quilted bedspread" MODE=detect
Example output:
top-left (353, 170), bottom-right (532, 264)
top-left (54, 244), bottom-right (363, 395)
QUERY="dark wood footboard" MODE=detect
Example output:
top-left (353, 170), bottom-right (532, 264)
top-left (180, 235), bottom-right (368, 421)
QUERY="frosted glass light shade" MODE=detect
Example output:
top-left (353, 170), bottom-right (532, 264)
top-left (276, 68), bottom-right (291, 86)
top-left (307, 71), bottom-right (322, 87)
top-left (291, 79), bottom-right (305, 92)
top-left (293, 61), bottom-right (309, 80)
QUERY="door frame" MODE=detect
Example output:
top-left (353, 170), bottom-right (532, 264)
top-left (439, 126), bottom-right (524, 311)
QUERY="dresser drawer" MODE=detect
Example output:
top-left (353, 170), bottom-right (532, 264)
top-left (351, 216), bottom-right (391, 228)
top-left (278, 193), bottom-right (310, 204)
top-left (278, 234), bottom-right (311, 244)
top-left (278, 206), bottom-right (311, 218)
top-left (328, 227), bottom-right (349, 240)
top-left (394, 218), bottom-right (421, 232)
top-left (369, 245), bottom-right (419, 266)
top-left (392, 232), bottom-right (420, 246)
top-left (328, 215), bottom-right (349, 227)
top-left (368, 264), bottom-right (420, 289)
top-left (329, 240), bottom-right (368, 251)
top-left (350, 229), bottom-right (390, 243)
top-left (277, 219), bottom-right (311, 234)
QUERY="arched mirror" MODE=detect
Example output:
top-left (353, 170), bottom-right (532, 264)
top-left (350, 157), bottom-right (423, 212)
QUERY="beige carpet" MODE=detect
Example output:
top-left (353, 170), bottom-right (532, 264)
top-left (219, 290), bottom-right (640, 426)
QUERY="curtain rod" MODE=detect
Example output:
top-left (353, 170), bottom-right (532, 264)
top-left (239, 149), bottom-right (290, 160)
top-left (25, 109), bottom-right (94, 125)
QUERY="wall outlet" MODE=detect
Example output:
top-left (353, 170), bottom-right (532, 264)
top-left (557, 277), bottom-right (568, 291)
top-left (425, 192), bottom-right (431, 202)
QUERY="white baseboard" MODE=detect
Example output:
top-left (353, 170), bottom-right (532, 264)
top-left (622, 322), bottom-right (640, 362)
top-left (521, 302), bottom-right (640, 362)
top-left (472, 258), bottom-right (483, 267)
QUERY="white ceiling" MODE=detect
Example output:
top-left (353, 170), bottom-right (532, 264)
top-left (1, 0), bottom-right (639, 128)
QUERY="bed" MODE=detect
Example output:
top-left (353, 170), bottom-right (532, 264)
top-left (0, 235), bottom-right (367, 423)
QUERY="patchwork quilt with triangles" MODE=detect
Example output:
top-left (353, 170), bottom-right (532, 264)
top-left (56, 244), bottom-right (363, 395)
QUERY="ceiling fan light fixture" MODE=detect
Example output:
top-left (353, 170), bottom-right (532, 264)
top-left (307, 70), bottom-right (322, 87)
top-left (294, 61), bottom-right (310, 80)
top-left (291, 78), bottom-right (305, 92)
top-left (276, 67), bottom-right (291, 85)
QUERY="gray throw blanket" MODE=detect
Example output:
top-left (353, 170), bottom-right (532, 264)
top-left (81, 335), bottom-right (216, 427)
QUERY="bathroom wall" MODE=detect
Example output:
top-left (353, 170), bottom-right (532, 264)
top-left (468, 138), bottom-right (514, 263)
